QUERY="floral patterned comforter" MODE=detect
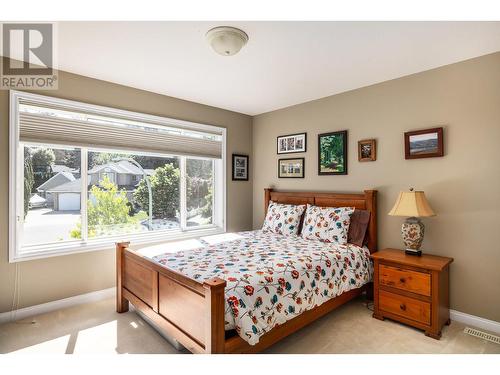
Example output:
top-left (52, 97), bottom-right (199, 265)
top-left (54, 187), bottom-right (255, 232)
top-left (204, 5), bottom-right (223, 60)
top-left (151, 230), bottom-right (373, 346)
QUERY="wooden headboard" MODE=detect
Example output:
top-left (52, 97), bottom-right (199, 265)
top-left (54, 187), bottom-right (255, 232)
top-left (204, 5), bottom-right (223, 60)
top-left (264, 188), bottom-right (378, 253)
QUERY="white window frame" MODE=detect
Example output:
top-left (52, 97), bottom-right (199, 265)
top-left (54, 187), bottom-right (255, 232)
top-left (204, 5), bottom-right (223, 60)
top-left (9, 90), bottom-right (227, 263)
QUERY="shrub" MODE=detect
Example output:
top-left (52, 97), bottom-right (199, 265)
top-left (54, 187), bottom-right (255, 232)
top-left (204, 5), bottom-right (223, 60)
top-left (70, 176), bottom-right (146, 239)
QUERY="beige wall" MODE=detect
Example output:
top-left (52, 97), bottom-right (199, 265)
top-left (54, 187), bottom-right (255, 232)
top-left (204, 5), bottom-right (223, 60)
top-left (0, 67), bottom-right (253, 313)
top-left (252, 52), bottom-right (500, 321)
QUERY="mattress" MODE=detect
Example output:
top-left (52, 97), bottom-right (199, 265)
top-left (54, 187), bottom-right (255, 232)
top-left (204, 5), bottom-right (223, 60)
top-left (150, 230), bottom-right (373, 345)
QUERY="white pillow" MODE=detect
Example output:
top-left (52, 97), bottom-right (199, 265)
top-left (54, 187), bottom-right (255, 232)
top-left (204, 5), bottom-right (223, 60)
top-left (262, 201), bottom-right (306, 236)
top-left (301, 204), bottom-right (354, 244)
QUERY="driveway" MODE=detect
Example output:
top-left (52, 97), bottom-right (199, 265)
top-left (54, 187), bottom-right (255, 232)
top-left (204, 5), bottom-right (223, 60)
top-left (23, 208), bottom-right (80, 246)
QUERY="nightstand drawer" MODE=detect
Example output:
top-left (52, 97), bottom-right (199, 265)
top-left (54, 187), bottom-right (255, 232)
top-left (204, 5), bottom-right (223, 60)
top-left (379, 290), bottom-right (431, 325)
top-left (379, 264), bottom-right (431, 296)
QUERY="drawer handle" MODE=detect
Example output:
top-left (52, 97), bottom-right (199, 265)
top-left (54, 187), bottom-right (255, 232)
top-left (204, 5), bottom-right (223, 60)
top-left (400, 277), bottom-right (406, 283)
top-left (400, 303), bottom-right (406, 311)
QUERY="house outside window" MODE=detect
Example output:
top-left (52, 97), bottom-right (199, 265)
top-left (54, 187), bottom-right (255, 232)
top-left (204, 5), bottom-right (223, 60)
top-left (9, 91), bottom-right (226, 262)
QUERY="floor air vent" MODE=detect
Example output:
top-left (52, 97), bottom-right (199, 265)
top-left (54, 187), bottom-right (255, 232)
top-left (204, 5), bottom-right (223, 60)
top-left (464, 327), bottom-right (500, 345)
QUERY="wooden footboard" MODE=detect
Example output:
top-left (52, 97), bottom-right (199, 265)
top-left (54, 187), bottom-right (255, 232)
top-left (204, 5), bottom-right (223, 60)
top-left (116, 242), bottom-right (226, 353)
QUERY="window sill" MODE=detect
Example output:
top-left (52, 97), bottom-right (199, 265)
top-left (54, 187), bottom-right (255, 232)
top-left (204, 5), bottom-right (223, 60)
top-left (10, 226), bottom-right (225, 263)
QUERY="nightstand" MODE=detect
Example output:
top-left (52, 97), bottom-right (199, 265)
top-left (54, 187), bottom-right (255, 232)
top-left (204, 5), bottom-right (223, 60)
top-left (371, 249), bottom-right (453, 339)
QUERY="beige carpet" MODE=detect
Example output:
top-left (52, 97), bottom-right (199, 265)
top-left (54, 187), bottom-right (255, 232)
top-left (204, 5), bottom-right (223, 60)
top-left (1, 296), bottom-right (499, 354)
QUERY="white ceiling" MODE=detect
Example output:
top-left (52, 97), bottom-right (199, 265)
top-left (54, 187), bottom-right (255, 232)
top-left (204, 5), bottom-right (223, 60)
top-left (52, 22), bottom-right (500, 115)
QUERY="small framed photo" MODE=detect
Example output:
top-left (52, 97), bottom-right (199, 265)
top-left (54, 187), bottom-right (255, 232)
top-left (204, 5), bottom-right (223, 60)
top-left (405, 127), bottom-right (444, 159)
top-left (232, 154), bottom-right (249, 181)
top-left (358, 139), bottom-right (376, 162)
top-left (318, 130), bottom-right (348, 175)
top-left (277, 133), bottom-right (307, 154)
top-left (278, 158), bottom-right (305, 178)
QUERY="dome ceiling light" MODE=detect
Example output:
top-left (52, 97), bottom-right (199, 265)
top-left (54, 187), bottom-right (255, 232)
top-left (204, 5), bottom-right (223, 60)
top-left (206, 26), bottom-right (248, 56)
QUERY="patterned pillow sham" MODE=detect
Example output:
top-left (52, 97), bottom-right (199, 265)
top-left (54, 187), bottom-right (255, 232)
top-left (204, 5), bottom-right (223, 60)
top-left (262, 201), bottom-right (306, 236)
top-left (301, 204), bottom-right (355, 244)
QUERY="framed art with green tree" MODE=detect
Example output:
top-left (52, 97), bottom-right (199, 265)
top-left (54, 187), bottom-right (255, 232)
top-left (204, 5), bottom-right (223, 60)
top-left (318, 130), bottom-right (348, 175)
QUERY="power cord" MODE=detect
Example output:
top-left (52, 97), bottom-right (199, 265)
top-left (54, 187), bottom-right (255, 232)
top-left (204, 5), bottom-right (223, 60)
top-left (11, 262), bottom-right (36, 325)
top-left (10, 262), bottom-right (19, 321)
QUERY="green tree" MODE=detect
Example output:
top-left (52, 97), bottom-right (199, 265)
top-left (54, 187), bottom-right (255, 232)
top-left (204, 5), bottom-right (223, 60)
top-left (187, 158), bottom-right (212, 180)
top-left (88, 152), bottom-right (125, 169)
top-left (31, 147), bottom-right (55, 170)
top-left (186, 176), bottom-right (210, 210)
top-left (134, 164), bottom-right (180, 219)
top-left (186, 158), bottom-right (212, 212)
top-left (133, 155), bottom-right (179, 170)
top-left (31, 147), bottom-right (56, 188)
top-left (70, 176), bottom-right (146, 239)
top-left (23, 148), bottom-right (34, 217)
top-left (200, 187), bottom-right (213, 219)
top-left (60, 149), bottom-right (81, 170)
top-left (87, 152), bottom-right (179, 171)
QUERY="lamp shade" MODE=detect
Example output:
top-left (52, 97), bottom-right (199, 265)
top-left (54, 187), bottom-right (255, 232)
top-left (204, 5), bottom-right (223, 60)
top-left (388, 190), bottom-right (436, 217)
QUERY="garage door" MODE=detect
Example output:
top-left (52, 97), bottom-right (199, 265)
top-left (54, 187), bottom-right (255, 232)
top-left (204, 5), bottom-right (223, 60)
top-left (58, 193), bottom-right (81, 211)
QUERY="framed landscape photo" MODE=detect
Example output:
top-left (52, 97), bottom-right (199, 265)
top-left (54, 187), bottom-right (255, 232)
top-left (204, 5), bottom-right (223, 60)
top-left (232, 154), bottom-right (249, 181)
top-left (318, 130), bottom-right (348, 175)
top-left (278, 158), bottom-right (305, 178)
top-left (405, 127), bottom-right (443, 159)
top-left (277, 132), bottom-right (307, 154)
top-left (358, 139), bottom-right (376, 162)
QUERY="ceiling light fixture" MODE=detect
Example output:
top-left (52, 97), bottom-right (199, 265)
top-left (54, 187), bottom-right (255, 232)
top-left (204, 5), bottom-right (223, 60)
top-left (206, 26), bottom-right (248, 56)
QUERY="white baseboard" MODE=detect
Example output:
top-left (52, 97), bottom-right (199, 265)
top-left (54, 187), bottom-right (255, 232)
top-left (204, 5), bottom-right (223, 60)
top-left (2, 288), bottom-right (499, 336)
top-left (0, 287), bottom-right (115, 324)
top-left (450, 309), bottom-right (500, 335)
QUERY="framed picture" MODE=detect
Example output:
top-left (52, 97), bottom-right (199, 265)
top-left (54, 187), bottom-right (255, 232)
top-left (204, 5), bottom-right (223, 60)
top-left (278, 158), bottom-right (305, 178)
top-left (232, 154), bottom-right (249, 181)
top-left (358, 139), bottom-right (376, 161)
top-left (277, 132), bottom-right (307, 154)
top-left (405, 127), bottom-right (443, 159)
top-left (318, 130), bottom-right (348, 175)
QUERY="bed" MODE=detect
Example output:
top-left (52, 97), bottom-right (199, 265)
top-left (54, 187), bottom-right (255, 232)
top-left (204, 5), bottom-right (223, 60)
top-left (116, 188), bottom-right (377, 353)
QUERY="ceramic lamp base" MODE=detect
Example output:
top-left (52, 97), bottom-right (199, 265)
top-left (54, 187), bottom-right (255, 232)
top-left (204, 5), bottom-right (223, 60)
top-left (401, 217), bottom-right (425, 256)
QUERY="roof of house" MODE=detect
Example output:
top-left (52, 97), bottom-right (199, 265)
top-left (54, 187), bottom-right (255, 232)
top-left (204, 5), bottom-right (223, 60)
top-left (52, 165), bottom-right (77, 174)
top-left (37, 171), bottom-right (76, 192)
top-left (88, 160), bottom-right (152, 175)
top-left (45, 161), bottom-right (155, 193)
top-left (46, 179), bottom-right (140, 193)
top-left (47, 178), bottom-right (82, 193)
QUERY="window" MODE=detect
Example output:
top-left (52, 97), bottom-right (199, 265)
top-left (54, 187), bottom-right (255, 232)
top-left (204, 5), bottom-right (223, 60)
top-left (10, 91), bottom-right (226, 262)
top-left (22, 145), bottom-right (82, 247)
top-left (99, 171), bottom-right (116, 185)
top-left (186, 158), bottom-right (214, 227)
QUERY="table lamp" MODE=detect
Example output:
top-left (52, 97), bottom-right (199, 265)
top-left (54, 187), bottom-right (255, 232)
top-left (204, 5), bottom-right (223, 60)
top-left (388, 188), bottom-right (436, 256)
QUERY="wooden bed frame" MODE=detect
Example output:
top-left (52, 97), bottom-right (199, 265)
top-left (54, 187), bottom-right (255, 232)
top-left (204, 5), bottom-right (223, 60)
top-left (116, 188), bottom-right (377, 353)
